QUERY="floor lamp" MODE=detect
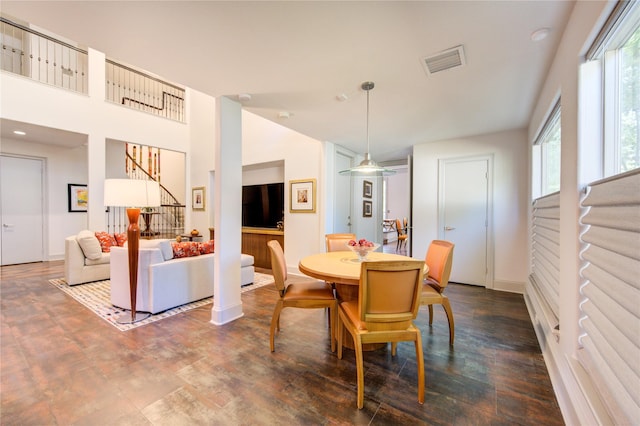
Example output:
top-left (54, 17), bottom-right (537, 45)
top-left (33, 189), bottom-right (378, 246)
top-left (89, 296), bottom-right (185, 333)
top-left (104, 179), bottom-right (161, 324)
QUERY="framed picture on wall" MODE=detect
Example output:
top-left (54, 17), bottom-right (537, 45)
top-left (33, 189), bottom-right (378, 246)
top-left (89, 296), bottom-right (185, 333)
top-left (68, 184), bottom-right (88, 212)
top-left (192, 186), bottom-right (205, 211)
top-left (363, 180), bottom-right (373, 198)
top-left (363, 200), bottom-right (372, 217)
top-left (290, 178), bottom-right (316, 213)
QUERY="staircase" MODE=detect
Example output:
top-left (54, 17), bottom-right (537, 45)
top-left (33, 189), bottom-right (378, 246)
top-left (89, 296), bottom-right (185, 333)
top-left (105, 152), bottom-right (185, 238)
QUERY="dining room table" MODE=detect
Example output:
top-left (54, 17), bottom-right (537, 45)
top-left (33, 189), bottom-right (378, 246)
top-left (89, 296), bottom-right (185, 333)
top-left (298, 250), bottom-right (427, 351)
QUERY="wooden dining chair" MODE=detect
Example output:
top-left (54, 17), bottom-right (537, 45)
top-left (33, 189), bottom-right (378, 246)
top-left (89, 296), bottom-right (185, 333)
top-left (421, 240), bottom-right (455, 345)
top-left (337, 260), bottom-right (425, 409)
top-left (395, 218), bottom-right (408, 252)
top-left (325, 233), bottom-right (356, 252)
top-left (267, 240), bottom-right (337, 353)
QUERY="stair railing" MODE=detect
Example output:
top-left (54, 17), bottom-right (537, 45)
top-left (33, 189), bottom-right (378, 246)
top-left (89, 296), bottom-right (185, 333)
top-left (106, 152), bottom-right (186, 238)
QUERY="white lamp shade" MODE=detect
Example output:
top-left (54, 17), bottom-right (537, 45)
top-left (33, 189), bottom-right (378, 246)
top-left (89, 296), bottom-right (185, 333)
top-left (104, 179), bottom-right (161, 207)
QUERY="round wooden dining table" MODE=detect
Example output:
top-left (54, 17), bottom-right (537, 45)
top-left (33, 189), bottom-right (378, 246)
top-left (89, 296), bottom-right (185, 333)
top-left (299, 250), bottom-right (425, 298)
top-left (299, 250), bottom-right (427, 351)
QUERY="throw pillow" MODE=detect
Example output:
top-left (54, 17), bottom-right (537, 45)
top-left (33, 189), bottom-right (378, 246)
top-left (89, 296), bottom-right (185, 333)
top-left (95, 231), bottom-right (117, 253)
top-left (114, 232), bottom-right (127, 247)
top-left (171, 241), bottom-right (201, 258)
top-left (198, 240), bottom-right (215, 254)
top-left (76, 230), bottom-right (102, 260)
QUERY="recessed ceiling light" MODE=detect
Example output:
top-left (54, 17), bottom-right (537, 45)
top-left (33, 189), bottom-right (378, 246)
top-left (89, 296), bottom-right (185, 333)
top-left (531, 28), bottom-right (550, 42)
top-left (238, 93), bottom-right (252, 102)
top-left (278, 111), bottom-right (291, 119)
top-left (336, 93), bottom-right (348, 102)
top-left (13, 130), bottom-right (26, 136)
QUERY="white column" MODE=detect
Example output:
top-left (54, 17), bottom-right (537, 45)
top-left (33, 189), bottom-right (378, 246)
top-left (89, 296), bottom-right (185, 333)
top-left (211, 96), bottom-right (243, 325)
top-left (87, 48), bottom-right (106, 231)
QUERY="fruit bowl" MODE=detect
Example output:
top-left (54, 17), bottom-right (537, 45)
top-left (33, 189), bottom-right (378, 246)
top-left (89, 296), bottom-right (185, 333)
top-left (346, 241), bottom-right (380, 262)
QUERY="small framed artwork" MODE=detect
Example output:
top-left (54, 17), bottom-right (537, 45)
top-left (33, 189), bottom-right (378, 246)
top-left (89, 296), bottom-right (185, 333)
top-left (192, 186), bottom-right (205, 211)
top-left (290, 178), bottom-right (316, 213)
top-left (363, 180), bottom-right (373, 198)
top-left (363, 200), bottom-right (372, 217)
top-left (68, 184), bottom-right (88, 212)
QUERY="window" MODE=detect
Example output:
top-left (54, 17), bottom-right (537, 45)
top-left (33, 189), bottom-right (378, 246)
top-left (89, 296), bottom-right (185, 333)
top-left (533, 102), bottom-right (561, 198)
top-left (589, 2), bottom-right (640, 176)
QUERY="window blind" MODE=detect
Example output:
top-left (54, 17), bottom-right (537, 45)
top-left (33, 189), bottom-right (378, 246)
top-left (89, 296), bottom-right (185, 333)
top-left (530, 191), bottom-right (560, 322)
top-left (578, 169), bottom-right (640, 424)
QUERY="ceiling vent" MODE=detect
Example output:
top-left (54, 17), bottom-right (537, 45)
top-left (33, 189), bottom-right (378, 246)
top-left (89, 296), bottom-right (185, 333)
top-left (421, 45), bottom-right (466, 76)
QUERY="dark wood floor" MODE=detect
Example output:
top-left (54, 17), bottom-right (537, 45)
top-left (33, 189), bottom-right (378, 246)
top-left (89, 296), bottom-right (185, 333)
top-left (1, 259), bottom-right (563, 425)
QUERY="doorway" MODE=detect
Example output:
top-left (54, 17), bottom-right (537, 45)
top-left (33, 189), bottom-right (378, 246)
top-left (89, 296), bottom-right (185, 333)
top-left (1, 155), bottom-right (45, 265)
top-left (439, 155), bottom-right (493, 287)
top-left (334, 152), bottom-right (352, 233)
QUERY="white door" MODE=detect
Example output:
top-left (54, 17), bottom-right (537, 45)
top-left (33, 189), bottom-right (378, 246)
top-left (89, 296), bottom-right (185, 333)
top-left (1, 155), bottom-right (44, 265)
top-left (439, 157), bottom-right (491, 286)
top-left (334, 152), bottom-right (352, 233)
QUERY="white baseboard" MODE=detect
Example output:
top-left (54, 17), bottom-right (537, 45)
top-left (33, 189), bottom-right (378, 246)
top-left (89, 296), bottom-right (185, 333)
top-left (493, 279), bottom-right (525, 294)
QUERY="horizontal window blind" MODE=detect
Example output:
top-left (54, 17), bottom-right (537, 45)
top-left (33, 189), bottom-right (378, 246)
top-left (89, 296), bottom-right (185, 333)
top-left (578, 169), bottom-right (640, 424)
top-left (531, 191), bottom-right (560, 322)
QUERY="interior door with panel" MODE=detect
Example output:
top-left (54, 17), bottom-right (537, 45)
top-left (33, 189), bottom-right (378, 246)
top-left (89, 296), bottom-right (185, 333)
top-left (439, 156), bottom-right (491, 286)
top-left (1, 155), bottom-right (45, 265)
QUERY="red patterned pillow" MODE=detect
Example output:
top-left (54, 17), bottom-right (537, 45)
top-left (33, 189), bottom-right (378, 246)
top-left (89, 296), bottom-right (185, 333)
top-left (171, 241), bottom-right (201, 258)
top-left (114, 232), bottom-right (127, 247)
top-left (198, 240), bottom-right (215, 254)
top-left (95, 231), bottom-right (117, 253)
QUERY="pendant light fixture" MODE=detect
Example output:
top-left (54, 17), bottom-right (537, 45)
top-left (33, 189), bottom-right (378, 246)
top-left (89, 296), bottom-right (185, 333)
top-left (339, 81), bottom-right (395, 176)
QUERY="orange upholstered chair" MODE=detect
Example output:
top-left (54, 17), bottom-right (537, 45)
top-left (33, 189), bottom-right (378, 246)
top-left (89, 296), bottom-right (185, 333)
top-left (395, 218), bottom-right (408, 252)
top-left (325, 233), bottom-right (356, 252)
top-left (337, 260), bottom-right (425, 409)
top-left (421, 240), bottom-right (455, 345)
top-left (267, 240), bottom-right (337, 352)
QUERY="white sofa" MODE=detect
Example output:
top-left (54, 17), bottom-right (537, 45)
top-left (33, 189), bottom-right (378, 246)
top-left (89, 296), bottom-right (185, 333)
top-left (110, 239), bottom-right (255, 314)
top-left (64, 231), bottom-right (111, 286)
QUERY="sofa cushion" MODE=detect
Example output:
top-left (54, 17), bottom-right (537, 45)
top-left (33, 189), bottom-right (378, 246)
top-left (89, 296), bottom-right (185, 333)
top-left (76, 230), bottom-right (102, 260)
top-left (95, 231), bottom-right (117, 253)
top-left (241, 254), bottom-right (255, 267)
top-left (171, 241), bottom-right (201, 258)
top-left (85, 253), bottom-right (110, 266)
top-left (198, 240), bottom-right (215, 254)
top-left (127, 239), bottom-right (174, 261)
top-left (114, 232), bottom-right (127, 247)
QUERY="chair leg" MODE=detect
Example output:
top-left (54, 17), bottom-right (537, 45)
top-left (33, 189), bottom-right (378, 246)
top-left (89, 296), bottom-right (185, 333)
top-left (329, 303), bottom-right (336, 353)
top-left (391, 342), bottom-right (397, 356)
top-left (354, 334), bottom-right (365, 409)
top-left (415, 331), bottom-right (425, 404)
top-left (269, 301), bottom-right (284, 352)
top-left (337, 311), bottom-right (344, 359)
top-left (428, 304), bottom-right (434, 325)
top-left (441, 297), bottom-right (455, 345)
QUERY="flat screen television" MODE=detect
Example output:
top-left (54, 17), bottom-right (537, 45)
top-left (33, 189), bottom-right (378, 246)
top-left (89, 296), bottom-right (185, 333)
top-left (242, 183), bottom-right (284, 228)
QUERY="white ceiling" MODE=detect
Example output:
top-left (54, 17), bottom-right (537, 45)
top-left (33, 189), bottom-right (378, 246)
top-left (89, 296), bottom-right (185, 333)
top-left (1, 1), bottom-right (575, 162)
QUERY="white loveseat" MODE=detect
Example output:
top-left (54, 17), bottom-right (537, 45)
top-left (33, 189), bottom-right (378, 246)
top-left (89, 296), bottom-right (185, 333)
top-left (64, 231), bottom-right (111, 286)
top-left (110, 239), bottom-right (255, 314)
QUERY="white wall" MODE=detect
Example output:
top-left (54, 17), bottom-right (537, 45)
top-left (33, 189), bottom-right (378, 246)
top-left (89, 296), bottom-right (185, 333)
top-left (385, 167), bottom-right (409, 223)
top-left (412, 128), bottom-right (529, 290)
top-left (242, 162), bottom-right (284, 186)
top-left (0, 50), bottom-right (190, 256)
top-left (242, 111), bottom-right (324, 268)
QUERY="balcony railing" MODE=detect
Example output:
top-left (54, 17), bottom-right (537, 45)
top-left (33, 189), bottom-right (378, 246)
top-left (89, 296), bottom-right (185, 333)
top-left (0, 16), bottom-right (88, 93)
top-left (106, 59), bottom-right (185, 122)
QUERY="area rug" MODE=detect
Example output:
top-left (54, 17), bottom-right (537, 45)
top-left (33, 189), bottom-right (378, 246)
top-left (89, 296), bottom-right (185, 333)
top-left (48, 273), bottom-right (274, 331)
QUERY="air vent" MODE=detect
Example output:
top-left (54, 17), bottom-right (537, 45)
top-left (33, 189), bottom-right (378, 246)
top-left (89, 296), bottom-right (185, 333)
top-left (421, 45), bottom-right (466, 76)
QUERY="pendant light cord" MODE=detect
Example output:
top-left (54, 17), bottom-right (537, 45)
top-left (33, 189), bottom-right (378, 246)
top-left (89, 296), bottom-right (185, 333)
top-left (366, 86), bottom-right (370, 157)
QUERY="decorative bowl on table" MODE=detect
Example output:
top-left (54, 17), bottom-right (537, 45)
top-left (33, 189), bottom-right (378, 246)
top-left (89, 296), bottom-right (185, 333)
top-left (346, 239), bottom-right (380, 262)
